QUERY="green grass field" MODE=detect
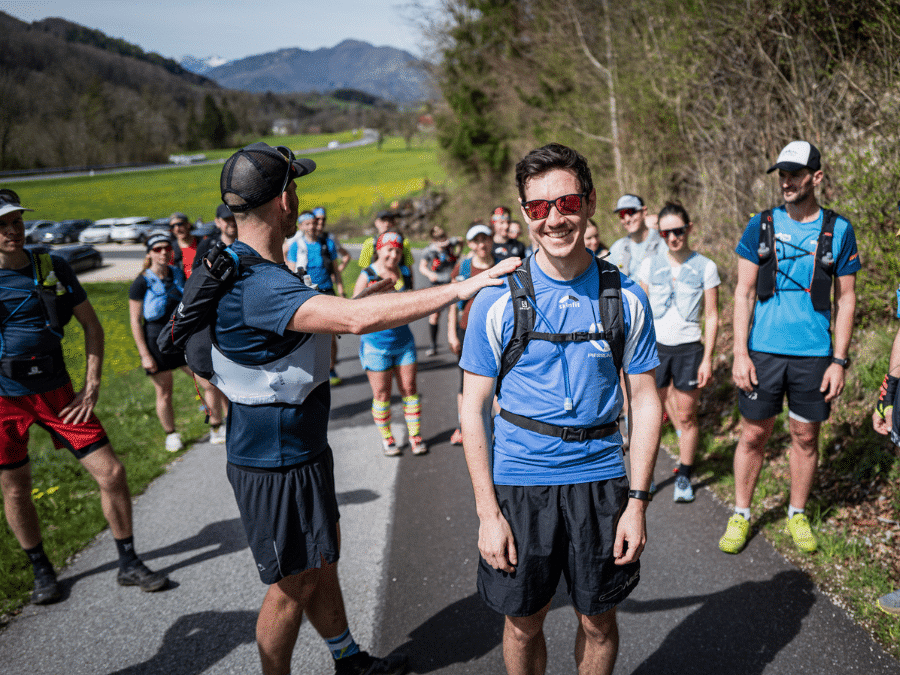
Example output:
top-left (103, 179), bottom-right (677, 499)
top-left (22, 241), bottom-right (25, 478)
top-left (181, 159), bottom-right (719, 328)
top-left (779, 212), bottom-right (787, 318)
top-left (9, 134), bottom-right (446, 226)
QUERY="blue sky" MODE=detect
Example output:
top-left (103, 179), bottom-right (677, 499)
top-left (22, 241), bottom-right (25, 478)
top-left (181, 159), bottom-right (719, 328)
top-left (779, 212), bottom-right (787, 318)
top-left (1, 1), bottom-right (436, 61)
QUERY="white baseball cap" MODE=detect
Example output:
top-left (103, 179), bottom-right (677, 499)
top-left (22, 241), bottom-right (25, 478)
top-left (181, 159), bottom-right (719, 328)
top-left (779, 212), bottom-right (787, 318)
top-left (767, 141), bottom-right (821, 174)
top-left (466, 224), bottom-right (493, 240)
top-left (0, 189), bottom-right (34, 218)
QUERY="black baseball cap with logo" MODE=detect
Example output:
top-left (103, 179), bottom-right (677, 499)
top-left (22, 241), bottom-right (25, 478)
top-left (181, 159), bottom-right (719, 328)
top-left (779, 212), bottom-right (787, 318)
top-left (220, 142), bottom-right (316, 212)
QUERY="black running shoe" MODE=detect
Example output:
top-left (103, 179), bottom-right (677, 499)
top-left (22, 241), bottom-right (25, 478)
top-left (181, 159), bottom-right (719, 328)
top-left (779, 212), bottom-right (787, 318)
top-left (334, 651), bottom-right (408, 675)
top-left (117, 561), bottom-right (168, 592)
top-left (31, 571), bottom-right (62, 605)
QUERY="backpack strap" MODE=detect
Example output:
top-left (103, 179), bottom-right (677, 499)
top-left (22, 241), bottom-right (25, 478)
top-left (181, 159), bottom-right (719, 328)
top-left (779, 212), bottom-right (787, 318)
top-left (809, 209), bottom-right (837, 312)
top-left (596, 257), bottom-right (625, 375)
top-left (756, 209), bottom-right (776, 302)
top-left (496, 256), bottom-right (537, 393)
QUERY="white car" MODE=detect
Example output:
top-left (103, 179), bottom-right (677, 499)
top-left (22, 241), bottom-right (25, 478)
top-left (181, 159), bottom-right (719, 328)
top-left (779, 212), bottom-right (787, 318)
top-left (79, 218), bottom-right (117, 244)
top-left (110, 217), bottom-right (155, 243)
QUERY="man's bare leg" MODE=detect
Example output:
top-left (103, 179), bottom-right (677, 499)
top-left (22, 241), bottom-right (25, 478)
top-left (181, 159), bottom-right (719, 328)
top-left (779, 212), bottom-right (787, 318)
top-left (257, 567), bottom-right (321, 675)
top-left (787, 417), bottom-right (820, 509)
top-left (503, 602), bottom-right (552, 675)
top-left (574, 608), bottom-right (618, 675)
top-left (0, 463), bottom-right (41, 549)
top-left (733, 416), bottom-right (775, 509)
top-left (79, 444), bottom-right (131, 538)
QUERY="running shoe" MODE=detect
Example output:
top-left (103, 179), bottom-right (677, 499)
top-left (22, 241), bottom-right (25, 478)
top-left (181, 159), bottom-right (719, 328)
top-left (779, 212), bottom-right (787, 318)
top-left (382, 437), bottom-right (401, 456)
top-left (785, 513), bottom-right (818, 553)
top-left (31, 569), bottom-right (61, 605)
top-left (209, 426), bottom-right (226, 445)
top-left (450, 428), bottom-right (463, 445)
top-left (330, 370), bottom-right (343, 386)
top-left (409, 436), bottom-right (428, 455)
top-left (673, 474), bottom-right (695, 503)
top-left (335, 650), bottom-right (408, 675)
top-left (719, 513), bottom-right (750, 554)
top-left (877, 589), bottom-right (900, 616)
top-left (117, 560), bottom-right (168, 592)
top-left (165, 432), bottom-right (183, 452)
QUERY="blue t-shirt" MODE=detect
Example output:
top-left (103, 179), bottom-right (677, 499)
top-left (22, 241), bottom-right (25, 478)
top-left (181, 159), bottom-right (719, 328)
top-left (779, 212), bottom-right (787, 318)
top-left (460, 256), bottom-right (659, 486)
top-left (358, 266), bottom-right (414, 351)
top-left (287, 235), bottom-right (338, 291)
top-left (735, 206), bottom-right (860, 357)
top-left (214, 241), bottom-right (328, 468)
top-left (0, 253), bottom-right (87, 396)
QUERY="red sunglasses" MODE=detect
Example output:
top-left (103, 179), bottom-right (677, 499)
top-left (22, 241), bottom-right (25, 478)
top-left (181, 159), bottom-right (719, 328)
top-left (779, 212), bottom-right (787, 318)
top-left (617, 208), bottom-right (638, 218)
top-left (521, 193), bottom-right (587, 220)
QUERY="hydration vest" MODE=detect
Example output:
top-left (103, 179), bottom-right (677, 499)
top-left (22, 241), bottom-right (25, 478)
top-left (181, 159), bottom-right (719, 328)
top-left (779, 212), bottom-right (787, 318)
top-left (156, 241), bottom-right (328, 405)
top-left (617, 230), bottom-right (663, 278)
top-left (646, 251), bottom-right (706, 323)
top-left (495, 256), bottom-right (626, 442)
top-left (142, 266), bottom-right (185, 322)
top-left (756, 207), bottom-right (837, 312)
top-left (362, 264), bottom-right (413, 292)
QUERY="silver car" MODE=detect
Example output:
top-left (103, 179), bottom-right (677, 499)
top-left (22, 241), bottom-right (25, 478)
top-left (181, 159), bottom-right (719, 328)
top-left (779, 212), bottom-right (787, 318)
top-left (109, 217), bottom-right (155, 243)
top-left (79, 219), bottom-right (117, 244)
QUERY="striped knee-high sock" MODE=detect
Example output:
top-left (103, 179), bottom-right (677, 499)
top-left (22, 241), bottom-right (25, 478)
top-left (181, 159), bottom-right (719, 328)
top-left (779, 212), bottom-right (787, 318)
top-left (403, 393), bottom-right (421, 438)
top-left (372, 398), bottom-right (393, 441)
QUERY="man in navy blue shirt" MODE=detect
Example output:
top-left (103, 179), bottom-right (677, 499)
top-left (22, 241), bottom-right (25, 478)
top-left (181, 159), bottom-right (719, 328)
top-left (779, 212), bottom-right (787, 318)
top-left (214, 142), bottom-right (521, 675)
top-left (0, 189), bottom-right (167, 605)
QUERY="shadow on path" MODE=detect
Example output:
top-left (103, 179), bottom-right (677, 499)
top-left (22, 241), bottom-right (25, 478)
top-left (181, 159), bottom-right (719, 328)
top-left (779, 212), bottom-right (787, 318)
top-left (622, 570), bottom-right (816, 675)
top-left (393, 593), bottom-right (504, 673)
top-left (107, 610), bottom-right (256, 675)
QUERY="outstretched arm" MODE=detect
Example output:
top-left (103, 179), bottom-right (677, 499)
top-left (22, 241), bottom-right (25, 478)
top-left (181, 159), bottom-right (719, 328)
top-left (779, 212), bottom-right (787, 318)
top-left (289, 257), bottom-right (522, 335)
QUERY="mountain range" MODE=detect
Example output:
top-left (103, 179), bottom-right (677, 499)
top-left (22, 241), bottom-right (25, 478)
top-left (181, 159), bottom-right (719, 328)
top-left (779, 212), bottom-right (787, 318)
top-left (181, 40), bottom-right (431, 103)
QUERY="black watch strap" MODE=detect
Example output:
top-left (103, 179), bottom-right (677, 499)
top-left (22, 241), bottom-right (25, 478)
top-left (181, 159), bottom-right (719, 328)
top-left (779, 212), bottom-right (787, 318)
top-left (628, 489), bottom-right (653, 502)
top-left (832, 356), bottom-right (850, 368)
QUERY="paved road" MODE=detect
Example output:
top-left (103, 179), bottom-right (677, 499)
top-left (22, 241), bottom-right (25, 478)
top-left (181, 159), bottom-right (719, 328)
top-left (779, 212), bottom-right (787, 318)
top-left (1, 258), bottom-right (898, 674)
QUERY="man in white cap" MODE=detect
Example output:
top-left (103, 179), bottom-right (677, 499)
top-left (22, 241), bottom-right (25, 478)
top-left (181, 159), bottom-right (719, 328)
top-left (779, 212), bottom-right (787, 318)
top-left (607, 194), bottom-right (662, 280)
top-left (723, 140), bottom-right (860, 555)
top-left (0, 189), bottom-right (168, 605)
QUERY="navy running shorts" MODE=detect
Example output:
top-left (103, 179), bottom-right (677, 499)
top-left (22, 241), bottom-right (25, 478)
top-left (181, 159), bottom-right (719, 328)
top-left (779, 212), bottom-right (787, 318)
top-left (226, 446), bottom-right (340, 584)
top-left (738, 350), bottom-right (831, 422)
top-left (655, 341), bottom-right (704, 391)
top-left (477, 477), bottom-right (640, 617)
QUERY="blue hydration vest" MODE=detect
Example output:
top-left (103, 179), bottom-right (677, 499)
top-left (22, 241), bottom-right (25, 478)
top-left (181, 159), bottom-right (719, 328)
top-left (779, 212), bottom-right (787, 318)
top-left (142, 266), bottom-right (185, 322)
top-left (646, 251), bottom-right (706, 323)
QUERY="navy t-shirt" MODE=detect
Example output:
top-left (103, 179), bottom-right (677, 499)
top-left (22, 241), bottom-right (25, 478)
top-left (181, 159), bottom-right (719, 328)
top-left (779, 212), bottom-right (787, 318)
top-left (214, 241), bottom-right (327, 468)
top-left (0, 253), bottom-right (87, 396)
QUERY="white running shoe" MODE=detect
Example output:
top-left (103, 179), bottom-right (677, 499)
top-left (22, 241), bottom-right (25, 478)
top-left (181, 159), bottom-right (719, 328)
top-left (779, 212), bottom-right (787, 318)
top-left (382, 437), bottom-right (401, 456)
top-left (165, 432), bottom-right (183, 452)
top-left (209, 426), bottom-right (226, 445)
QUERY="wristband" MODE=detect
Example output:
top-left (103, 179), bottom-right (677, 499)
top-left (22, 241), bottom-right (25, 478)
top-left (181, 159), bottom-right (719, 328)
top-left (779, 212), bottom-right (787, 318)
top-left (877, 374), bottom-right (899, 418)
top-left (628, 489), bottom-right (653, 502)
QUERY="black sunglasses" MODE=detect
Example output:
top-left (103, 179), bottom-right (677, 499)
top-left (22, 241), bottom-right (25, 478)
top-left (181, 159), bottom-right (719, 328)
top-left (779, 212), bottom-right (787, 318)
top-left (661, 227), bottom-right (687, 239)
top-left (520, 193), bottom-right (588, 220)
top-left (276, 146), bottom-right (297, 195)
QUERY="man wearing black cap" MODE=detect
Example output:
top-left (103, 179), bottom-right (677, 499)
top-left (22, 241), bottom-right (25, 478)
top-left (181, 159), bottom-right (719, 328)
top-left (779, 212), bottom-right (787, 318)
top-left (0, 189), bottom-right (167, 606)
top-left (194, 203), bottom-right (237, 266)
top-left (213, 142), bottom-right (520, 675)
top-left (723, 140), bottom-right (860, 555)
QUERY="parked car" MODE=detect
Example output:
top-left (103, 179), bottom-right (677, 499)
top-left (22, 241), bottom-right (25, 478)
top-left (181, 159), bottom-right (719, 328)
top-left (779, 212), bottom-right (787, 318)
top-left (79, 218), bottom-right (117, 244)
top-left (41, 219), bottom-right (93, 244)
top-left (110, 217), bottom-right (155, 243)
top-left (24, 220), bottom-right (56, 244)
top-left (24, 244), bottom-right (103, 274)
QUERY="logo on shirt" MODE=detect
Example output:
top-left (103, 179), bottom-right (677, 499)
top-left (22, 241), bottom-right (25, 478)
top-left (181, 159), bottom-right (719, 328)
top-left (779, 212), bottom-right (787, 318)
top-left (775, 232), bottom-right (792, 243)
top-left (558, 294), bottom-right (580, 309)
top-left (27, 365), bottom-right (43, 376)
top-left (588, 321), bottom-right (611, 355)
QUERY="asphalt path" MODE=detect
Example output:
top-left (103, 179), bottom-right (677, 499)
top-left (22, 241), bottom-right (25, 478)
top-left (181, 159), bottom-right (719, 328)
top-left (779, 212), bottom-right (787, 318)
top-left (1, 253), bottom-right (899, 674)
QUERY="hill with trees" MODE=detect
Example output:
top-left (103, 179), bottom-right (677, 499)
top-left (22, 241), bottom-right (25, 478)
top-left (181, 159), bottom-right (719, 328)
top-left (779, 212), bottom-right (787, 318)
top-left (0, 13), bottom-right (414, 171)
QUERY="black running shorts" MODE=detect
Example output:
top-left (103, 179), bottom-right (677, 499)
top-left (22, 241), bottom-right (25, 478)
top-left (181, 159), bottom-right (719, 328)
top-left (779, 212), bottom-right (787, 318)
top-left (477, 477), bottom-right (640, 617)
top-left (738, 351), bottom-right (831, 422)
top-left (226, 447), bottom-right (340, 585)
top-left (655, 342), bottom-right (704, 391)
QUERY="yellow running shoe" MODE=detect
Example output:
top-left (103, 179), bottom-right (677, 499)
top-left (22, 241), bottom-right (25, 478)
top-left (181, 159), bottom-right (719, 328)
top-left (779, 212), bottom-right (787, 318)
top-left (786, 513), bottom-right (818, 552)
top-left (719, 514), bottom-right (750, 554)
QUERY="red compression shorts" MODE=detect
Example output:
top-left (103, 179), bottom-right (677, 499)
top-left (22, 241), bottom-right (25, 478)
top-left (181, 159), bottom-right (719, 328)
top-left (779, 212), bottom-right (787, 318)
top-left (0, 382), bottom-right (109, 469)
